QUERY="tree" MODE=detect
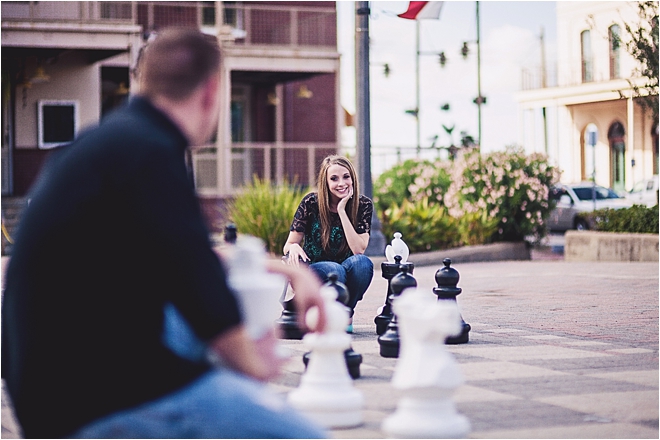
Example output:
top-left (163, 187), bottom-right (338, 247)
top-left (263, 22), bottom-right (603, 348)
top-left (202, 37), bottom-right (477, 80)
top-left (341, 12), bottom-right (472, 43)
top-left (623, 1), bottom-right (659, 122)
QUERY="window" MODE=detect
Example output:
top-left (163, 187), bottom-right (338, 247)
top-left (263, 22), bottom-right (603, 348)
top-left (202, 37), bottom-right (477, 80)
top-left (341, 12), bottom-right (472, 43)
top-left (609, 24), bottom-right (621, 79)
top-left (581, 30), bottom-right (593, 82)
top-left (38, 100), bottom-right (78, 149)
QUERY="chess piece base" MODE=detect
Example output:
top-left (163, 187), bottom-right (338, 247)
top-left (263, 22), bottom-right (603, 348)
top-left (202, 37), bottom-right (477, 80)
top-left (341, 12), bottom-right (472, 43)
top-left (446, 322), bottom-right (471, 345)
top-left (289, 386), bottom-right (364, 428)
top-left (382, 396), bottom-right (471, 439)
top-left (378, 331), bottom-right (400, 358)
top-left (276, 300), bottom-right (305, 340)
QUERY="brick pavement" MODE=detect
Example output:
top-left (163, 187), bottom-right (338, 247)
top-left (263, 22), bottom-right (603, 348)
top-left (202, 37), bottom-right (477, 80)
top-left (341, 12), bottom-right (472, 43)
top-left (2, 256), bottom-right (658, 439)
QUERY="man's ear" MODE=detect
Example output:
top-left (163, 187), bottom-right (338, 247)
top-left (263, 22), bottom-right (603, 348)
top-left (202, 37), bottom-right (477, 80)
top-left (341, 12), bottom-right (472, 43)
top-left (201, 75), bottom-right (220, 110)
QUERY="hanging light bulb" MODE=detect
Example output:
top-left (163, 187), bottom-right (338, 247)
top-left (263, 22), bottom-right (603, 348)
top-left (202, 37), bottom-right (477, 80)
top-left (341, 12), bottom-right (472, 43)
top-left (30, 66), bottom-right (50, 84)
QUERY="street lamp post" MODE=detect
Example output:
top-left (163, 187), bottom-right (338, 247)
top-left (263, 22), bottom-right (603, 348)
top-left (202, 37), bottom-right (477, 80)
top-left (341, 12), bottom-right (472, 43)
top-left (356, 1), bottom-right (385, 256)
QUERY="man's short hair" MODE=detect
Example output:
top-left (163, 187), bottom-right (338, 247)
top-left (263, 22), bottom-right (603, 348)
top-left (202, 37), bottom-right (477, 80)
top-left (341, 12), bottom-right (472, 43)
top-left (138, 28), bottom-right (221, 102)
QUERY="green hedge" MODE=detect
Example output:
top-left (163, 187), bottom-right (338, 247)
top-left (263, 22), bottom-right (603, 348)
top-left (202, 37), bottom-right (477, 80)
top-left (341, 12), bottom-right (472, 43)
top-left (584, 204), bottom-right (659, 234)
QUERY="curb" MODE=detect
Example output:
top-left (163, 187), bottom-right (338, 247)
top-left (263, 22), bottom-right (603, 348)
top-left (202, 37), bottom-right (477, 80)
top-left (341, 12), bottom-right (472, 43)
top-left (368, 241), bottom-right (531, 268)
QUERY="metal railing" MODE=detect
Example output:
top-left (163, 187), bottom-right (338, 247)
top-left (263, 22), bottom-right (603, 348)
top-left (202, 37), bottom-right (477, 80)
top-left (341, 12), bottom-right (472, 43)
top-left (192, 142), bottom-right (337, 193)
top-left (1, 1), bottom-right (135, 23)
top-left (223, 3), bottom-right (336, 47)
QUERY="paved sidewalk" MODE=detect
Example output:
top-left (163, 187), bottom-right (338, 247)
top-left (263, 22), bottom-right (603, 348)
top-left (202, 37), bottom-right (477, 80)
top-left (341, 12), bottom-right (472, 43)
top-left (2, 257), bottom-right (658, 438)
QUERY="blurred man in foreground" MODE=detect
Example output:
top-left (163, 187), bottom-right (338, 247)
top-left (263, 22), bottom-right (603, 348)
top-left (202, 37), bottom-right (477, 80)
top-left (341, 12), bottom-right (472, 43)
top-left (2, 28), bottom-right (327, 439)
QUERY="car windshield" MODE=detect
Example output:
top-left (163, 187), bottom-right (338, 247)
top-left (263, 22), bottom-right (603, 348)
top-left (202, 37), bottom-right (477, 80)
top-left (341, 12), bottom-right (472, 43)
top-left (573, 186), bottom-right (620, 201)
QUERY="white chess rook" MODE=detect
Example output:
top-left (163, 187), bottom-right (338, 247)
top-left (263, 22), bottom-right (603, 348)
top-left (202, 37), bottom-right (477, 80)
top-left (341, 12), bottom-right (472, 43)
top-left (288, 286), bottom-right (364, 428)
top-left (382, 287), bottom-right (471, 438)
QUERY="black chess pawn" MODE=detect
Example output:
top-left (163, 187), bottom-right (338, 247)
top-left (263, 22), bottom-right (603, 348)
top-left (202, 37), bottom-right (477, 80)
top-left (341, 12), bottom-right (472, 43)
top-left (303, 272), bottom-right (363, 379)
top-left (378, 264), bottom-right (417, 358)
top-left (433, 258), bottom-right (471, 344)
top-left (375, 255), bottom-right (414, 335)
top-left (224, 223), bottom-right (237, 244)
top-left (275, 296), bottom-right (305, 340)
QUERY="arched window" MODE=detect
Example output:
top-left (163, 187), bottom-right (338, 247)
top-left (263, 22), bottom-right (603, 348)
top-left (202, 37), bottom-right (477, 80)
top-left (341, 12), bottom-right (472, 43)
top-left (581, 30), bottom-right (593, 82)
top-left (609, 24), bottom-right (621, 79)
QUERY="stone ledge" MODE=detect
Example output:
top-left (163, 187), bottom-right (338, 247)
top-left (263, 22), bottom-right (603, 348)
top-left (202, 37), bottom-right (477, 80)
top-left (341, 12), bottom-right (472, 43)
top-left (565, 230), bottom-right (659, 262)
top-left (369, 241), bottom-right (531, 268)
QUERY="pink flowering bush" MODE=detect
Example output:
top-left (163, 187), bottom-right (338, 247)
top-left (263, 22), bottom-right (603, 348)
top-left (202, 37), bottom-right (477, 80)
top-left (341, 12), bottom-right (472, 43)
top-left (373, 147), bottom-right (560, 250)
top-left (444, 147), bottom-right (560, 243)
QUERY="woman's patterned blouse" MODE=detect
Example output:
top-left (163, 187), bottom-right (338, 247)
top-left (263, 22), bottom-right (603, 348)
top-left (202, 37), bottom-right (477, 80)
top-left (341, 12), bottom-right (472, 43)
top-left (290, 192), bottom-right (373, 264)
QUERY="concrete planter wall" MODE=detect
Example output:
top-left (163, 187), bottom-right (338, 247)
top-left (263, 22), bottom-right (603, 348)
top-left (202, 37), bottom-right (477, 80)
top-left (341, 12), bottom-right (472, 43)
top-left (565, 230), bottom-right (659, 262)
top-left (369, 241), bottom-right (531, 268)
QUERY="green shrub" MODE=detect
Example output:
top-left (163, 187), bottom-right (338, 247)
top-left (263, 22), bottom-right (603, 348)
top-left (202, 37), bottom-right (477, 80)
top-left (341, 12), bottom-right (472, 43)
top-left (584, 204), bottom-right (659, 233)
top-left (381, 197), bottom-right (460, 252)
top-left (226, 177), bottom-right (309, 255)
top-left (373, 158), bottom-right (452, 213)
top-left (457, 210), bottom-right (500, 246)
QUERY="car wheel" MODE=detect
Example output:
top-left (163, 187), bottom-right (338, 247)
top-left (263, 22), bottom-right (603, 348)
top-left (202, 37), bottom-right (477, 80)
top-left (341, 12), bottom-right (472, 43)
top-left (575, 218), bottom-right (588, 230)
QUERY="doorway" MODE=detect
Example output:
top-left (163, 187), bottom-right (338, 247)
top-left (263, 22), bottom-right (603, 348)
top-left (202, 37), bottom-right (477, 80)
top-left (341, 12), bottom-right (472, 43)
top-left (608, 121), bottom-right (625, 192)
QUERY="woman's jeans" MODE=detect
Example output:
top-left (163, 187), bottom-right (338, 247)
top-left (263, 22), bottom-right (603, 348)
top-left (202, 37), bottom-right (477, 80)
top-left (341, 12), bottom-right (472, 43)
top-left (309, 254), bottom-right (374, 317)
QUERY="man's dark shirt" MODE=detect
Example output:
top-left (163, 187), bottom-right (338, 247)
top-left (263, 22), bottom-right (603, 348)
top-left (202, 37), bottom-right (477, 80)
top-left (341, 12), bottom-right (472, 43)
top-left (1, 97), bottom-right (242, 438)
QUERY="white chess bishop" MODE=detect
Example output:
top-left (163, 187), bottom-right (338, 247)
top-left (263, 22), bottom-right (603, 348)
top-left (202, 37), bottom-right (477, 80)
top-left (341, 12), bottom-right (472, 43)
top-left (287, 286), bottom-right (364, 428)
top-left (385, 232), bottom-right (409, 263)
top-left (382, 287), bottom-right (471, 438)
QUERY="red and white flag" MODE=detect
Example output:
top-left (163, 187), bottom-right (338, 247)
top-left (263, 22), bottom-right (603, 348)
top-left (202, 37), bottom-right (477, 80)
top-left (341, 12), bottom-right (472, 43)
top-left (397, 1), bottom-right (444, 20)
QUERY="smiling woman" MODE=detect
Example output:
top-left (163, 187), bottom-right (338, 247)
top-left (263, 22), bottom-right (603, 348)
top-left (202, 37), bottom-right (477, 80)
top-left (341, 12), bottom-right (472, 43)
top-left (283, 156), bottom-right (374, 331)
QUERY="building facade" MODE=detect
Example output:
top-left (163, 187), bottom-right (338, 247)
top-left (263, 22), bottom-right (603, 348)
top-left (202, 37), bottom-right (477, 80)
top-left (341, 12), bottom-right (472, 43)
top-left (2, 1), bottom-right (340, 232)
top-left (517, 1), bottom-right (658, 193)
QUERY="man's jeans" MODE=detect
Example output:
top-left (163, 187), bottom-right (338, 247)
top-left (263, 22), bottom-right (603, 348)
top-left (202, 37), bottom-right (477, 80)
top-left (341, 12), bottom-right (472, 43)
top-left (71, 305), bottom-right (327, 439)
top-left (309, 254), bottom-right (374, 317)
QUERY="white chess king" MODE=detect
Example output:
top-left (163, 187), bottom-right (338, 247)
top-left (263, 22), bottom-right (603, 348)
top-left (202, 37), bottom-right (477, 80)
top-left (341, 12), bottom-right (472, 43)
top-left (382, 287), bottom-right (471, 438)
top-left (287, 286), bottom-right (364, 428)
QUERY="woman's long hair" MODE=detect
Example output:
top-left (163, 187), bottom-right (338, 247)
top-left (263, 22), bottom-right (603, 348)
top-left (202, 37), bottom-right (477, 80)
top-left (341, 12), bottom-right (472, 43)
top-left (317, 155), bottom-right (360, 255)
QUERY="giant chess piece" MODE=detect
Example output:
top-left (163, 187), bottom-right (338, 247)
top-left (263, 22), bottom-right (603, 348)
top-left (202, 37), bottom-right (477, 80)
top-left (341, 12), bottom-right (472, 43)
top-left (433, 258), bottom-right (471, 344)
top-left (381, 287), bottom-right (471, 438)
top-left (288, 285), bottom-right (364, 428)
top-left (378, 264), bottom-right (416, 358)
top-left (376, 254), bottom-right (415, 335)
top-left (275, 255), bottom-right (306, 340)
top-left (276, 295), bottom-right (305, 340)
top-left (303, 273), bottom-right (363, 379)
top-left (225, 236), bottom-right (287, 342)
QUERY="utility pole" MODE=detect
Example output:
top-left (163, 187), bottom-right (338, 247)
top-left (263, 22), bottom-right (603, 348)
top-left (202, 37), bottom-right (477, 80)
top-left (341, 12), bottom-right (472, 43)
top-left (475, 1), bottom-right (482, 150)
top-left (415, 20), bottom-right (421, 155)
top-left (356, 1), bottom-right (385, 255)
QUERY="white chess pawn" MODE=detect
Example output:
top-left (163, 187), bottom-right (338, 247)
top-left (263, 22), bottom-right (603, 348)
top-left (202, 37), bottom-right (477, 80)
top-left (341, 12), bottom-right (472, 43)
top-left (385, 232), bottom-right (409, 263)
top-left (382, 287), bottom-right (470, 438)
top-left (288, 286), bottom-right (364, 428)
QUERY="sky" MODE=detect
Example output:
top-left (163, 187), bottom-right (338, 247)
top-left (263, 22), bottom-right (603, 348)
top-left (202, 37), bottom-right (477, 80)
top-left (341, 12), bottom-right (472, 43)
top-left (336, 1), bottom-right (558, 174)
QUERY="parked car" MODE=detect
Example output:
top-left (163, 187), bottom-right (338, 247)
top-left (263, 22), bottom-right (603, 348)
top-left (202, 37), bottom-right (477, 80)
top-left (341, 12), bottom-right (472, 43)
top-left (547, 182), bottom-right (634, 231)
top-left (626, 175), bottom-right (659, 207)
